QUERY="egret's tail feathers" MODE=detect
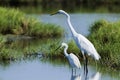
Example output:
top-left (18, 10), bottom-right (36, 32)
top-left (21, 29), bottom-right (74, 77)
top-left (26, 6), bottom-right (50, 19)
top-left (77, 63), bottom-right (81, 69)
top-left (94, 53), bottom-right (101, 60)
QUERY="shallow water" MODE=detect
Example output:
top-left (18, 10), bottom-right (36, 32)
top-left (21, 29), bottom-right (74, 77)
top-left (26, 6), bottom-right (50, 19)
top-left (0, 59), bottom-right (119, 80)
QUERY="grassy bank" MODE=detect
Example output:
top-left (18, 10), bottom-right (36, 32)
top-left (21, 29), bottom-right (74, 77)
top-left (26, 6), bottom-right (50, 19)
top-left (88, 20), bottom-right (120, 70)
top-left (0, 7), bottom-right (64, 38)
top-left (0, 7), bottom-right (64, 61)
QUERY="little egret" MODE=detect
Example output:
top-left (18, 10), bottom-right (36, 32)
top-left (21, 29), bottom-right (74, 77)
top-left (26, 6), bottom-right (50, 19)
top-left (51, 10), bottom-right (101, 74)
top-left (60, 42), bottom-right (81, 74)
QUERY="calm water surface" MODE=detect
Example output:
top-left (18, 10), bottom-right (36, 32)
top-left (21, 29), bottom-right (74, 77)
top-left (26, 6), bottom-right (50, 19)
top-left (0, 13), bottom-right (120, 80)
top-left (0, 59), bottom-right (119, 80)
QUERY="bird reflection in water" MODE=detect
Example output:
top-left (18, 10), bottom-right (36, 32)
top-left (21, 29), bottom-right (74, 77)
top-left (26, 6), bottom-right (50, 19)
top-left (71, 71), bottom-right (81, 80)
top-left (84, 72), bottom-right (101, 80)
top-left (71, 70), bottom-right (101, 80)
top-left (88, 72), bottom-right (101, 80)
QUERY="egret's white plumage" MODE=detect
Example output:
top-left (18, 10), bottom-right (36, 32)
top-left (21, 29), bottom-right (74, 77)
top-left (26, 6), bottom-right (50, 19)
top-left (51, 10), bottom-right (101, 74)
top-left (61, 42), bottom-right (81, 69)
top-left (74, 34), bottom-right (100, 60)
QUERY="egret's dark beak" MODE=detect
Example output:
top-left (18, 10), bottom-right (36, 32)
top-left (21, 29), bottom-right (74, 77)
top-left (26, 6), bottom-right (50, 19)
top-left (50, 12), bottom-right (58, 16)
top-left (55, 45), bottom-right (61, 51)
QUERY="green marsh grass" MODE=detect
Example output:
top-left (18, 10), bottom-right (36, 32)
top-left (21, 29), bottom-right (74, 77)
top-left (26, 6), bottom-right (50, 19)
top-left (27, 18), bottom-right (64, 38)
top-left (0, 7), bottom-right (64, 38)
top-left (0, 7), bottom-right (64, 61)
top-left (88, 20), bottom-right (120, 70)
top-left (0, 7), bottom-right (24, 34)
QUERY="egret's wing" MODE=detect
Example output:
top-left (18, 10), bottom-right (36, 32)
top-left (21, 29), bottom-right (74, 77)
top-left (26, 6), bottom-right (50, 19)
top-left (68, 53), bottom-right (81, 68)
top-left (75, 34), bottom-right (101, 60)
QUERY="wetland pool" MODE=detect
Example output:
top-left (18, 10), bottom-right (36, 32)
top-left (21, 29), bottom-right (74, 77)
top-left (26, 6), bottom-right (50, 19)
top-left (0, 58), bottom-right (119, 80)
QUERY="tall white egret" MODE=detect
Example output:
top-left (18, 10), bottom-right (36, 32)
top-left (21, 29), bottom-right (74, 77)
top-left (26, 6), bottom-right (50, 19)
top-left (51, 10), bottom-right (101, 74)
top-left (60, 42), bottom-right (81, 74)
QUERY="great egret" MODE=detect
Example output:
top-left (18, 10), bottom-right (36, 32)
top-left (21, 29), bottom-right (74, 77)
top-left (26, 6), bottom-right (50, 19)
top-left (51, 10), bottom-right (101, 74)
top-left (60, 42), bottom-right (81, 74)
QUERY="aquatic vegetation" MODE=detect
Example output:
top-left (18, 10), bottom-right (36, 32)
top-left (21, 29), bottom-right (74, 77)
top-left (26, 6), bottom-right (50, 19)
top-left (0, 7), bottom-right (64, 61)
top-left (88, 20), bottom-right (120, 70)
top-left (0, 7), bottom-right (24, 34)
top-left (0, 35), bottom-right (7, 44)
top-left (0, 7), bottom-right (64, 38)
top-left (0, 37), bottom-right (63, 60)
top-left (27, 19), bottom-right (64, 38)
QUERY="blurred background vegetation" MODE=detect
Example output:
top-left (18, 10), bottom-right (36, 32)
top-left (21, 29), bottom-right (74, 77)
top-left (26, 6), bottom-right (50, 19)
top-left (0, 0), bottom-right (120, 13)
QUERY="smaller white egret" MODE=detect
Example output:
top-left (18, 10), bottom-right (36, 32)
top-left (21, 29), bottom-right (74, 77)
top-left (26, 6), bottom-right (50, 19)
top-left (60, 42), bottom-right (81, 74)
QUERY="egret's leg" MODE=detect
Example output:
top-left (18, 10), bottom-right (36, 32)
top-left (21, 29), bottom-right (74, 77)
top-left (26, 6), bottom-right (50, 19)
top-left (82, 51), bottom-right (86, 74)
top-left (95, 60), bottom-right (97, 70)
top-left (84, 55), bottom-right (87, 74)
top-left (84, 60), bottom-right (86, 74)
top-left (75, 69), bottom-right (76, 75)
top-left (72, 68), bottom-right (73, 75)
top-left (85, 56), bottom-right (88, 76)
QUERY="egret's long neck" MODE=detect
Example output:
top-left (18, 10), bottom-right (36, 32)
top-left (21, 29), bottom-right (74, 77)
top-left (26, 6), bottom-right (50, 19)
top-left (64, 45), bottom-right (69, 57)
top-left (65, 13), bottom-right (77, 36)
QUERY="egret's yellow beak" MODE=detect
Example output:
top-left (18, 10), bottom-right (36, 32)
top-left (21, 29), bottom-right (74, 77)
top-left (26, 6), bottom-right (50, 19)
top-left (50, 12), bottom-right (58, 16)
